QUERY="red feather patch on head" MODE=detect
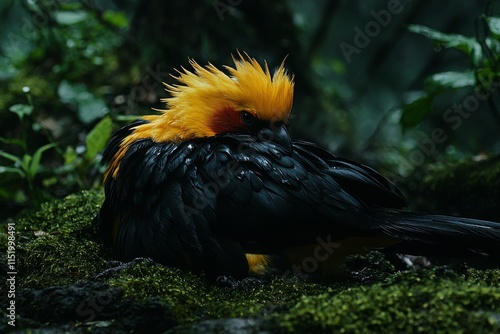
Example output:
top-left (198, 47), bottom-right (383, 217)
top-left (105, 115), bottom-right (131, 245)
top-left (209, 106), bottom-right (243, 134)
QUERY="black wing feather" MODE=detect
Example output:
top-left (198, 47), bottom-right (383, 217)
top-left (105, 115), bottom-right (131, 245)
top-left (293, 140), bottom-right (407, 209)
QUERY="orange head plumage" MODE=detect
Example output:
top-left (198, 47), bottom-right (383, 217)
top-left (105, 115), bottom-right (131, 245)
top-left (137, 53), bottom-right (295, 142)
top-left (105, 53), bottom-right (294, 180)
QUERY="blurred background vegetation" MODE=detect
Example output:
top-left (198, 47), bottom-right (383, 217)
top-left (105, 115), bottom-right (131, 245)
top-left (0, 0), bottom-right (499, 220)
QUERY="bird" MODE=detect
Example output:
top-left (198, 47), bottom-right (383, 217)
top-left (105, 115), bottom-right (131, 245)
top-left (96, 53), bottom-right (500, 281)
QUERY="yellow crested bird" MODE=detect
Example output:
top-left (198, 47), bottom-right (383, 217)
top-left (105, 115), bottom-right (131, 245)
top-left (95, 53), bottom-right (500, 280)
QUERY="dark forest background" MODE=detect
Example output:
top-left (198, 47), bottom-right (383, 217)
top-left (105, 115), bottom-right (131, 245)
top-left (1, 0), bottom-right (499, 219)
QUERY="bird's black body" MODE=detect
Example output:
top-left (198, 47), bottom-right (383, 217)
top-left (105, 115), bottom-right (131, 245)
top-left (97, 120), bottom-right (500, 278)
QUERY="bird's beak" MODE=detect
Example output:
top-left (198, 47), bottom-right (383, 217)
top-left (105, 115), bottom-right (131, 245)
top-left (257, 121), bottom-right (292, 153)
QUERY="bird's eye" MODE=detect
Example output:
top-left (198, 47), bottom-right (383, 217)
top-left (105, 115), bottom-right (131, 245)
top-left (240, 110), bottom-right (256, 126)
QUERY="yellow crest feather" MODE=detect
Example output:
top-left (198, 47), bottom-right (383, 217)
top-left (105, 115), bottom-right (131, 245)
top-left (156, 53), bottom-right (295, 140)
top-left (104, 54), bottom-right (294, 180)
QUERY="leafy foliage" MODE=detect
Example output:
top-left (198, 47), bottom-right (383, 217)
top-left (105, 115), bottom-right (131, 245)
top-left (0, 1), bottom-right (127, 216)
top-left (0, 100), bottom-right (113, 208)
top-left (401, 16), bottom-right (500, 129)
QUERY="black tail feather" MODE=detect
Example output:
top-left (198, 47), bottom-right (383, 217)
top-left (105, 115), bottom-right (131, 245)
top-left (373, 211), bottom-right (500, 259)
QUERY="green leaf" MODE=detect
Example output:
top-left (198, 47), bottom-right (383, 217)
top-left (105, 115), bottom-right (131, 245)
top-left (0, 137), bottom-right (24, 147)
top-left (486, 16), bottom-right (500, 36)
top-left (63, 146), bottom-right (78, 165)
top-left (407, 25), bottom-right (482, 65)
top-left (0, 56), bottom-right (18, 80)
top-left (0, 150), bottom-right (22, 164)
top-left (79, 97), bottom-right (108, 124)
top-left (103, 10), bottom-right (129, 29)
top-left (0, 166), bottom-right (25, 177)
top-left (42, 176), bottom-right (58, 188)
top-left (485, 37), bottom-right (500, 57)
top-left (85, 116), bottom-right (113, 160)
top-left (58, 80), bottom-right (108, 124)
top-left (9, 104), bottom-right (33, 120)
top-left (22, 154), bottom-right (32, 173)
top-left (114, 115), bottom-right (143, 123)
top-left (54, 10), bottom-right (88, 25)
top-left (58, 80), bottom-right (85, 103)
top-left (400, 96), bottom-right (433, 129)
top-left (424, 71), bottom-right (476, 93)
top-left (59, 2), bottom-right (82, 11)
top-left (28, 143), bottom-right (56, 179)
top-left (476, 67), bottom-right (498, 89)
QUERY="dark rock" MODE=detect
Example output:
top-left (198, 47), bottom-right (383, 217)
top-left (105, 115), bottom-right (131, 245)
top-left (17, 281), bottom-right (122, 323)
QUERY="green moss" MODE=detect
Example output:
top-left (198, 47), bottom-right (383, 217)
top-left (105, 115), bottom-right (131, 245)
top-left (20, 234), bottom-right (105, 288)
top-left (0, 190), bottom-right (106, 289)
top-left (15, 189), bottom-right (104, 233)
top-left (417, 155), bottom-right (500, 218)
top-left (423, 155), bottom-right (500, 193)
top-left (108, 262), bottom-right (211, 322)
top-left (464, 268), bottom-right (500, 286)
top-left (107, 260), bottom-right (330, 324)
top-left (341, 251), bottom-right (398, 283)
top-left (3, 189), bottom-right (500, 333)
top-left (267, 268), bottom-right (500, 333)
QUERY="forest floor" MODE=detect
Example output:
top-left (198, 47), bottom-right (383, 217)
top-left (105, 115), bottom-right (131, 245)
top-left (1, 183), bottom-right (500, 333)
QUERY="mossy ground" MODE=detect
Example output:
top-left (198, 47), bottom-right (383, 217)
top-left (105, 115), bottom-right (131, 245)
top-left (1, 189), bottom-right (500, 333)
top-left (415, 154), bottom-right (500, 220)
